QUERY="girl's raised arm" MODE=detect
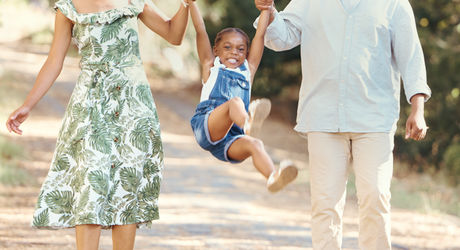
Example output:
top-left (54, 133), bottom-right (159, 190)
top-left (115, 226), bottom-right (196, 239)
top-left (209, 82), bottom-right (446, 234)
top-left (6, 10), bottom-right (73, 135)
top-left (139, 0), bottom-right (191, 46)
top-left (189, 1), bottom-right (214, 81)
top-left (247, 9), bottom-right (270, 82)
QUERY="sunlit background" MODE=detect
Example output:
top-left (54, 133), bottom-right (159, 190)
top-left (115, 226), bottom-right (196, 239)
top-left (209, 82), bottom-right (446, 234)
top-left (0, 0), bottom-right (460, 249)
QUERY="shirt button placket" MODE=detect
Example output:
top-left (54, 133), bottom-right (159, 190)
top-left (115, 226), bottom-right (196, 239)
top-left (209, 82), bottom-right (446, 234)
top-left (338, 14), bottom-right (354, 131)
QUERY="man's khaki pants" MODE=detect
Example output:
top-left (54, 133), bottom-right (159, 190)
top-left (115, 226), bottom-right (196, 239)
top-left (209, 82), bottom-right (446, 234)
top-left (305, 132), bottom-right (394, 250)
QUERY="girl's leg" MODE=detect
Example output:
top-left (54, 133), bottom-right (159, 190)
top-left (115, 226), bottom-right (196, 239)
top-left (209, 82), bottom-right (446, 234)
top-left (228, 136), bottom-right (298, 193)
top-left (207, 97), bottom-right (248, 142)
top-left (227, 136), bottom-right (275, 178)
top-left (112, 224), bottom-right (137, 250)
top-left (75, 224), bottom-right (102, 250)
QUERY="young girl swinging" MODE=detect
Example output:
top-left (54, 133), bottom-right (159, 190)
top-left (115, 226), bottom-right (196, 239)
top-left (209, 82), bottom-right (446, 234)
top-left (189, 1), bottom-right (298, 193)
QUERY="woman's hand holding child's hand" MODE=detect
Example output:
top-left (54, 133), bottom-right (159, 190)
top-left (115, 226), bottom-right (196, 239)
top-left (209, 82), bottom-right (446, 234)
top-left (255, 0), bottom-right (274, 11)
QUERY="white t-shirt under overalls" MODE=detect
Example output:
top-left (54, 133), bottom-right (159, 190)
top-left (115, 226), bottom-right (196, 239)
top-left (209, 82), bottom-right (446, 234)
top-left (200, 57), bottom-right (251, 102)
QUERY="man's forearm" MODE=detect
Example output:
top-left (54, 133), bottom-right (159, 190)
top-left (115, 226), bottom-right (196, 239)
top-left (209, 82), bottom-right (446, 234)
top-left (410, 94), bottom-right (426, 115)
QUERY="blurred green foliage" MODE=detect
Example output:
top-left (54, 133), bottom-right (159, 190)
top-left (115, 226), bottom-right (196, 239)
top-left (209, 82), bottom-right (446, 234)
top-left (201, 0), bottom-right (460, 185)
top-left (395, 0), bottom-right (460, 185)
top-left (0, 71), bottom-right (32, 186)
top-left (47, 0), bottom-right (58, 7)
top-left (0, 133), bottom-right (31, 186)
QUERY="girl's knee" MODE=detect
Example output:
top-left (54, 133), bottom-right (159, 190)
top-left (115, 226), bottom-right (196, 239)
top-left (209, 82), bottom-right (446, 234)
top-left (237, 137), bottom-right (264, 151)
top-left (229, 97), bottom-right (244, 106)
top-left (247, 137), bottom-right (264, 149)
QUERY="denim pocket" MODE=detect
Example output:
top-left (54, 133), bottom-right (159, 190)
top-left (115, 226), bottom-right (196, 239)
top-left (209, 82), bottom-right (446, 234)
top-left (210, 70), bottom-right (250, 102)
top-left (230, 76), bottom-right (250, 94)
top-left (228, 76), bottom-right (250, 108)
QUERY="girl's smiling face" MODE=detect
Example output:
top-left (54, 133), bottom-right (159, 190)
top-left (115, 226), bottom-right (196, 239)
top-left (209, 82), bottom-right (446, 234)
top-left (213, 32), bottom-right (248, 69)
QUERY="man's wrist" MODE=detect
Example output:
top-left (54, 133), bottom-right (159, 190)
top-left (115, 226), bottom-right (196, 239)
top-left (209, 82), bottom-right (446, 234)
top-left (410, 94), bottom-right (425, 114)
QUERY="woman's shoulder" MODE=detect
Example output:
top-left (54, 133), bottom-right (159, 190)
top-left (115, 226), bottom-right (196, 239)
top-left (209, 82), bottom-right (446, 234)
top-left (54, 0), bottom-right (146, 26)
top-left (54, 0), bottom-right (77, 22)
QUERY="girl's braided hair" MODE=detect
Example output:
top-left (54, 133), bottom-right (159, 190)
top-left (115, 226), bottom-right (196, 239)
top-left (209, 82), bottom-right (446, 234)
top-left (214, 28), bottom-right (250, 49)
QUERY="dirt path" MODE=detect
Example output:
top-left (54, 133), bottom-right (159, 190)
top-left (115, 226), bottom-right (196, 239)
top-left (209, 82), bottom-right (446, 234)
top-left (0, 44), bottom-right (459, 250)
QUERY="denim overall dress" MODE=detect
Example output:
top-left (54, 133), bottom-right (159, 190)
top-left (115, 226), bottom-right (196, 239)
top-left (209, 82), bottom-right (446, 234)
top-left (190, 57), bottom-right (251, 163)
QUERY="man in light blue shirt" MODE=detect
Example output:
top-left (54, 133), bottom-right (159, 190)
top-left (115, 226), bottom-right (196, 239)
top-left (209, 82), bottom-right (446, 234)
top-left (254, 0), bottom-right (431, 249)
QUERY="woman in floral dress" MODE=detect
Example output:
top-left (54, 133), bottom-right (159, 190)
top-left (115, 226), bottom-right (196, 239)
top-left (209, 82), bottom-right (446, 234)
top-left (5, 0), bottom-right (192, 248)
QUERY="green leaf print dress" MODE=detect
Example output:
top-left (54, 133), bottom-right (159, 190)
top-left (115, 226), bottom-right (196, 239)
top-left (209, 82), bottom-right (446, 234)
top-left (32, 0), bottom-right (164, 230)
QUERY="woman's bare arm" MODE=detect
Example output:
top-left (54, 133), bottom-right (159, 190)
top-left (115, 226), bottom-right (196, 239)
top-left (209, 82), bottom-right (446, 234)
top-left (6, 10), bottom-right (73, 134)
top-left (138, 1), bottom-right (190, 46)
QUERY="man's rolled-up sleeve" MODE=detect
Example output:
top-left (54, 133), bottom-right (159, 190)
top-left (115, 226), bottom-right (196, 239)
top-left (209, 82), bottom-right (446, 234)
top-left (393, 0), bottom-right (432, 103)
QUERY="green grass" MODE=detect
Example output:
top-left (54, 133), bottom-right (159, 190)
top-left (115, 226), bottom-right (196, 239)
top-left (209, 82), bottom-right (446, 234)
top-left (0, 71), bottom-right (27, 109)
top-left (346, 164), bottom-right (460, 217)
top-left (0, 134), bottom-right (32, 186)
top-left (391, 174), bottom-right (460, 217)
top-left (298, 162), bottom-right (460, 217)
top-left (0, 70), bottom-right (30, 130)
top-left (0, 70), bottom-right (33, 186)
top-left (0, 161), bottom-right (31, 186)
